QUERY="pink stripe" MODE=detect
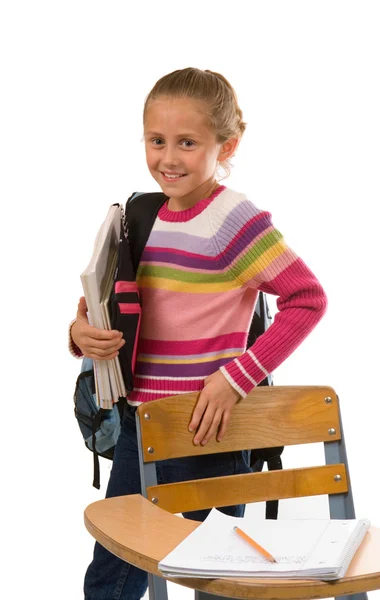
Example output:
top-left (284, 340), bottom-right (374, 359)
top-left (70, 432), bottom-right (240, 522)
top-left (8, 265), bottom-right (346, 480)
top-left (119, 303), bottom-right (141, 314)
top-left (115, 281), bottom-right (138, 293)
top-left (132, 312), bottom-right (141, 372)
top-left (132, 377), bottom-right (203, 392)
top-left (268, 259), bottom-right (325, 300)
top-left (138, 286), bottom-right (258, 342)
top-left (138, 332), bottom-right (246, 355)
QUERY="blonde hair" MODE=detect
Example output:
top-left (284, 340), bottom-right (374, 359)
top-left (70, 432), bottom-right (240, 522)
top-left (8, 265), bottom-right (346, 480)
top-left (143, 67), bottom-right (247, 179)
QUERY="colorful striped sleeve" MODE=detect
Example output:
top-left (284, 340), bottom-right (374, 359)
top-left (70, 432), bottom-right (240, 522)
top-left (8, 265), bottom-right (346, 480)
top-left (217, 204), bottom-right (328, 398)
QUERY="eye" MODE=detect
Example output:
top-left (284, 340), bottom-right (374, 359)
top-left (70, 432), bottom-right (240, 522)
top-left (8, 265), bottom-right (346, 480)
top-left (181, 140), bottom-right (195, 148)
top-left (151, 138), bottom-right (164, 146)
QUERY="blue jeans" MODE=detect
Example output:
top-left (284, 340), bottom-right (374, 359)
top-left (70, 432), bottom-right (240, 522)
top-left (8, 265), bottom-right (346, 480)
top-left (84, 404), bottom-right (252, 600)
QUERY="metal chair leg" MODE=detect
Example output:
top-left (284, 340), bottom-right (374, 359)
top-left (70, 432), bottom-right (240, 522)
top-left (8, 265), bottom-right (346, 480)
top-left (325, 404), bottom-right (369, 600)
top-left (148, 573), bottom-right (168, 600)
top-left (195, 591), bottom-right (229, 600)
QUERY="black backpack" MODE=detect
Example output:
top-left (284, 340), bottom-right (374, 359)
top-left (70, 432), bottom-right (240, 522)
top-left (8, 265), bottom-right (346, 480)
top-left (246, 290), bottom-right (284, 519)
top-left (74, 192), bottom-right (283, 516)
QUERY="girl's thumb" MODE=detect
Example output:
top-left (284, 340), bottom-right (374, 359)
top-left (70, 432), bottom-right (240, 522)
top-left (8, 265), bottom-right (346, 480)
top-left (77, 296), bottom-right (88, 317)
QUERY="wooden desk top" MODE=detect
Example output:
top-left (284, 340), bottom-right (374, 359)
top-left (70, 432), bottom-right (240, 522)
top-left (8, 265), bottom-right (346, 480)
top-left (84, 494), bottom-right (380, 599)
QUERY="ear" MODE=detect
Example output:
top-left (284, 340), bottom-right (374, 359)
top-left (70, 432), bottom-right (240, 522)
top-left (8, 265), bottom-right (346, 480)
top-left (217, 137), bottom-right (240, 162)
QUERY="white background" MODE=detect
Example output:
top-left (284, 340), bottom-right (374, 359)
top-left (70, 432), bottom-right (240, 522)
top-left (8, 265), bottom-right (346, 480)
top-left (1, 1), bottom-right (379, 599)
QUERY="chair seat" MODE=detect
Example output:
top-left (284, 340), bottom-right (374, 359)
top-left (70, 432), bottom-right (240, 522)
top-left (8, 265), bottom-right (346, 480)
top-left (84, 494), bottom-right (380, 599)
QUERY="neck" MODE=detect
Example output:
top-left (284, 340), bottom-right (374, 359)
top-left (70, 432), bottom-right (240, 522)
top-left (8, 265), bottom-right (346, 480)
top-left (167, 178), bottom-right (220, 212)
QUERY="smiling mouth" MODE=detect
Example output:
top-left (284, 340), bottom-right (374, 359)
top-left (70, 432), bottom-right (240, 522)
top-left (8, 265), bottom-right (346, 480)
top-left (161, 172), bottom-right (187, 180)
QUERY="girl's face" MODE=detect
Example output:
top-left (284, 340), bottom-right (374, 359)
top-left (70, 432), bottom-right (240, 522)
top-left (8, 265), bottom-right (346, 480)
top-left (144, 97), bottom-right (226, 203)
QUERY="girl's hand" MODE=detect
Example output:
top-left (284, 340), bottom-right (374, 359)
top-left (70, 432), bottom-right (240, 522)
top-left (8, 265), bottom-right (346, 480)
top-left (189, 370), bottom-right (241, 446)
top-left (71, 296), bottom-right (125, 360)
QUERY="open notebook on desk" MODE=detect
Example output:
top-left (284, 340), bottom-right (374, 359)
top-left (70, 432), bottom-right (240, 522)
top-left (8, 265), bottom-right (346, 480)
top-left (158, 508), bottom-right (370, 581)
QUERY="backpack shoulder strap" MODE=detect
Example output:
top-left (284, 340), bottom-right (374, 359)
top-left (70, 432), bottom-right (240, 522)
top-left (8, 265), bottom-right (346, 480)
top-left (125, 192), bottom-right (167, 272)
top-left (247, 291), bottom-right (283, 519)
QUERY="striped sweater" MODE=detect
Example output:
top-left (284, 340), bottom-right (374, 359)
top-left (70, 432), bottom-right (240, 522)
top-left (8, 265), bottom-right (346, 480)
top-left (127, 185), bottom-right (327, 405)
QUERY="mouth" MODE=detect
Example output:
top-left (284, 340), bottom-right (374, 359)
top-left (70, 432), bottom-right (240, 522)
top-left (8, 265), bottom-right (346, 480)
top-left (161, 172), bottom-right (188, 182)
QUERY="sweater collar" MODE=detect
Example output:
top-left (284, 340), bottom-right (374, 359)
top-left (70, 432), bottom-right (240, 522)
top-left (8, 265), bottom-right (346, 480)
top-left (158, 185), bottom-right (226, 222)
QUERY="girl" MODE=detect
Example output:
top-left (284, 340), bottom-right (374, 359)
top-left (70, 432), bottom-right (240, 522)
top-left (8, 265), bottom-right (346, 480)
top-left (70, 67), bottom-right (327, 600)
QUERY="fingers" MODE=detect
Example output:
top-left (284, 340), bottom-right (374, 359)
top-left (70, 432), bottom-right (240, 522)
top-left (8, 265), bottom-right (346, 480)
top-left (190, 392), bottom-right (223, 446)
top-left (71, 301), bottom-right (127, 359)
top-left (85, 338), bottom-right (126, 359)
top-left (194, 407), bottom-right (223, 446)
top-left (80, 333), bottom-right (125, 360)
top-left (217, 411), bottom-right (231, 442)
top-left (86, 327), bottom-right (124, 342)
top-left (188, 396), bottom-right (208, 434)
top-left (190, 393), bottom-right (233, 446)
top-left (188, 372), bottom-right (239, 446)
top-left (84, 347), bottom-right (123, 361)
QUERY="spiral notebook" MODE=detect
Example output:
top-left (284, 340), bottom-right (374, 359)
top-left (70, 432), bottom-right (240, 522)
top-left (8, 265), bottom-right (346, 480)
top-left (158, 508), bottom-right (370, 581)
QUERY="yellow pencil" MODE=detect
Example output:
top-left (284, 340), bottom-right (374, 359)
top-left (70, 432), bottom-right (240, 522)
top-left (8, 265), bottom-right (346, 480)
top-left (233, 526), bottom-right (277, 563)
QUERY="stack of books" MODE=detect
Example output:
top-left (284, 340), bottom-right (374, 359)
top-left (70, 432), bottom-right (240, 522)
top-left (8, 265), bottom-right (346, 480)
top-left (80, 204), bottom-right (126, 409)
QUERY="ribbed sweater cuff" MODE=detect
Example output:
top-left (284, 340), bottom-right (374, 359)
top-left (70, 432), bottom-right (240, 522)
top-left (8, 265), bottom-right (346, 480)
top-left (68, 319), bottom-right (83, 358)
top-left (220, 352), bottom-right (266, 399)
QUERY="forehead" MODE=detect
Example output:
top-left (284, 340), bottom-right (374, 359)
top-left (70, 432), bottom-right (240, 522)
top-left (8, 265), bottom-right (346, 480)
top-left (144, 97), bottom-right (213, 136)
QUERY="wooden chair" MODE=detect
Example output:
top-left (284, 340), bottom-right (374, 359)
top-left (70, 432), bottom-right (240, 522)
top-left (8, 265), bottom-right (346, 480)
top-left (85, 386), bottom-right (380, 600)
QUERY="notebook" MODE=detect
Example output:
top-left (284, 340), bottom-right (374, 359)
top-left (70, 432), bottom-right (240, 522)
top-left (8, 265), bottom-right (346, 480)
top-left (80, 204), bottom-right (123, 409)
top-left (158, 508), bottom-right (370, 581)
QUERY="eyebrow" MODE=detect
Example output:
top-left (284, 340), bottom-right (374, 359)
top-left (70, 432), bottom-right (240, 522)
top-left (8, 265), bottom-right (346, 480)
top-left (145, 131), bottom-right (199, 138)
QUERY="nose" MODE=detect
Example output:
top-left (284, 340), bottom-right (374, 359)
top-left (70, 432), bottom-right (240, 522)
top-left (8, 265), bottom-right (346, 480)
top-left (161, 144), bottom-right (180, 168)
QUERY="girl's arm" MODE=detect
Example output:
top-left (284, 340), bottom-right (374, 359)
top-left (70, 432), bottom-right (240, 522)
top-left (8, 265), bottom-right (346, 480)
top-left (190, 202), bottom-right (327, 446)
top-left (220, 211), bottom-right (327, 398)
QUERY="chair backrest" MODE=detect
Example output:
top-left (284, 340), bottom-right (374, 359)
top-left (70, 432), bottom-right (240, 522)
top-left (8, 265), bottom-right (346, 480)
top-left (136, 386), bottom-right (356, 520)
